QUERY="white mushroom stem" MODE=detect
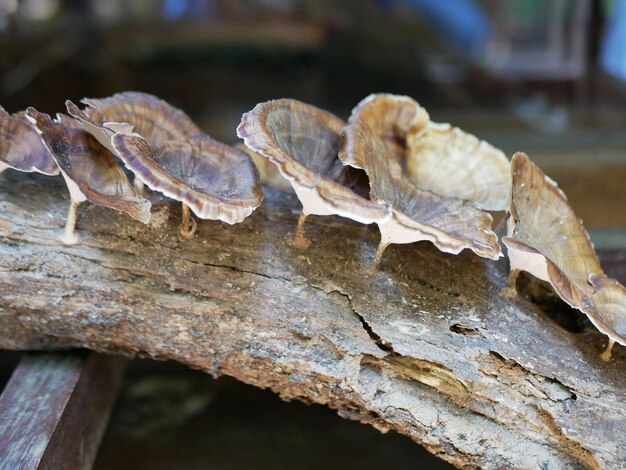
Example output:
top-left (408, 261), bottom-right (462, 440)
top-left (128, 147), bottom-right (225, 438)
top-left (133, 177), bottom-right (145, 196)
top-left (180, 203), bottom-right (197, 239)
top-left (600, 339), bottom-right (615, 362)
top-left (60, 199), bottom-right (81, 246)
top-left (291, 213), bottom-right (310, 249)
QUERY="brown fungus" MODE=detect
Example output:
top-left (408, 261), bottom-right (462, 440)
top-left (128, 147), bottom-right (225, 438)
top-left (66, 92), bottom-right (202, 193)
top-left (503, 152), bottom-right (625, 360)
top-left (343, 94), bottom-right (430, 164)
top-left (0, 106), bottom-right (58, 176)
top-left (406, 119), bottom-right (510, 211)
top-left (111, 132), bottom-right (262, 237)
top-left (26, 108), bottom-right (151, 245)
top-left (237, 99), bottom-right (391, 248)
top-left (340, 103), bottom-right (502, 270)
top-left (352, 94), bottom-right (511, 211)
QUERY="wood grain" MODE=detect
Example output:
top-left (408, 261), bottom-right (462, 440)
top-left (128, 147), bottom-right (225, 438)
top-left (0, 351), bottom-right (126, 469)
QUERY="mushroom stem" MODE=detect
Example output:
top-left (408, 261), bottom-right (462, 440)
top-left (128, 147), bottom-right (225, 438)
top-left (133, 177), bottom-right (145, 196)
top-left (369, 241), bottom-right (390, 272)
top-left (291, 213), bottom-right (310, 249)
top-left (494, 212), bottom-right (510, 237)
top-left (503, 269), bottom-right (521, 298)
top-left (59, 199), bottom-right (81, 246)
top-left (600, 339), bottom-right (615, 362)
top-left (180, 203), bottom-right (197, 239)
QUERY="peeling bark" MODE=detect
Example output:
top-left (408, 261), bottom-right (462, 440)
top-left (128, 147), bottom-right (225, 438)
top-left (0, 172), bottom-right (624, 469)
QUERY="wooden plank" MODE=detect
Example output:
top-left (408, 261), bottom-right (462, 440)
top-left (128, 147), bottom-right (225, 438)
top-left (0, 351), bottom-right (127, 469)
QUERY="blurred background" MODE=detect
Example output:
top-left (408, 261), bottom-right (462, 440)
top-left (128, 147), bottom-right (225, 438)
top-left (1, 0), bottom-right (625, 468)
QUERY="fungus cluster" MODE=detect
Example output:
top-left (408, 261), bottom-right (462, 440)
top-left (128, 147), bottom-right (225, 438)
top-left (0, 91), bottom-right (623, 360)
top-left (237, 93), bottom-right (625, 359)
top-left (4, 92), bottom-right (262, 245)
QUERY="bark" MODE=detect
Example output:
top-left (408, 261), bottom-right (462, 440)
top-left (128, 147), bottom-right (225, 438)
top-left (0, 173), bottom-right (624, 469)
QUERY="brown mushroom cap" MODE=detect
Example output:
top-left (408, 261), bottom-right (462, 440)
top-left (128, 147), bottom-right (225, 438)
top-left (352, 94), bottom-right (510, 211)
top-left (65, 92), bottom-right (202, 159)
top-left (406, 121), bottom-right (511, 211)
top-left (0, 106), bottom-right (58, 175)
top-left (76, 91), bottom-right (200, 139)
top-left (340, 118), bottom-right (502, 260)
top-left (503, 152), bottom-right (603, 307)
top-left (348, 94), bottom-right (429, 163)
top-left (112, 132), bottom-right (262, 224)
top-left (26, 108), bottom-right (151, 223)
top-left (236, 99), bottom-right (390, 224)
top-left (583, 275), bottom-right (626, 347)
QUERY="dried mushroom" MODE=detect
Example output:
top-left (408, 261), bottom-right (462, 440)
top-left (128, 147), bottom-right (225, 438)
top-left (340, 115), bottom-right (502, 269)
top-left (237, 99), bottom-right (390, 248)
top-left (0, 106), bottom-right (58, 176)
top-left (344, 94), bottom-right (430, 163)
top-left (351, 93), bottom-right (510, 211)
top-left (406, 122), bottom-right (510, 211)
top-left (66, 92), bottom-right (202, 193)
top-left (503, 152), bottom-right (625, 359)
top-left (66, 91), bottom-right (200, 146)
top-left (26, 108), bottom-right (151, 245)
top-left (112, 132), bottom-right (262, 237)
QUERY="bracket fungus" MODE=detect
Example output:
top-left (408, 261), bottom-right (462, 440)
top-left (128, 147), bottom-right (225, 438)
top-left (340, 103), bottom-right (502, 270)
top-left (26, 108), bottom-right (151, 245)
top-left (343, 94), bottom-right (430, 164)
top-left (350, 93), bottom-right (511, 211)
top-left (66, 91), bottom-right (201, 146)
top-left (66, 92), bottom-right (202, 193)
top-left (237, 99), bottom-right (391, 248)
top-left (503, 152), bottom-right (625, 360)
top-left (111, 132), bottom-right (263, 237)
top-left (0, 106), bottom-right (58, 176)
top-left (406, 119), bottom-right (510, 211)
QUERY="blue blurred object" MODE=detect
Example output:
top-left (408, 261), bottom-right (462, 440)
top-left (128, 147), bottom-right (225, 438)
top-left (380, 0), bottom-right (492, 54)
top-left (601, 0), bottom-right (626, 81)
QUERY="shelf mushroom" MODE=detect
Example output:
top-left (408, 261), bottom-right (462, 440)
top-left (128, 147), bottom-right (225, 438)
top-left (26, 108), bottom-right (151, 245)
top-left (340, 103), bottom-right (502, 270)
top-left (111, 132), bottom-right (263, 238)
top-left (237, 98), bottom-right (391, 248)
top-left (351, 94), bottom-right (511, 211)
top-left (343, 94), bottom-right (430, 164)
top-left (66, 91), bottom-right (202, 193)
top-left (503, 152), bottom-right (625, 360)
top-left (0, 106), bottom-right (58, 176)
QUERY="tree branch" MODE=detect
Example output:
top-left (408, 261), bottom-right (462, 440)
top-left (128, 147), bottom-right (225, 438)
top-left (0, 173), bottom-right (624, 469)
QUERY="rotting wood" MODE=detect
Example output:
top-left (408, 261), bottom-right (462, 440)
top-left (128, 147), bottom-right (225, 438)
top-left (0, 351), bottom-right (127, 469)
top-left (0, 172), bottom-right (624, 469)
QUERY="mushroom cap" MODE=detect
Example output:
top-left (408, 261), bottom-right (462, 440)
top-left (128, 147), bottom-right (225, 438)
top-left (0, 106), bottom-right (58, 175)
top-left (79, 91), bottom-right (201, 142)
top-left (583, 275), bottom-right (626, 347)
top-left (340, 117), bottom-right (502, 260)
top-left (348, 93), bottom-right (430, 163)
top-left (503, 152), bottom-right (603, 307)
top-left (112, 132), bottom-right (263, 224)
top-left (237, 98), bottom-right (390, 224)
top-left (350, 94), bottom-right (511, 211)
top-left (26, 108), bottom-right (151, 224)
top-left (406, 122), bottom-right (511, 211)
